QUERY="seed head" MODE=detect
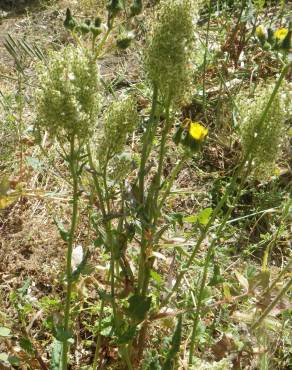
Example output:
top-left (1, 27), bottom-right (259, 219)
top-left (97, 96), bottom-right (139, 163)
top-left (35, 47), bottom-right (101, 142)
top-left (238, 83), bottom-right (287, 178)
top-left (108, 152), bottom-right (136, 182)
top-left (144, 0), bottom-right (196, 105)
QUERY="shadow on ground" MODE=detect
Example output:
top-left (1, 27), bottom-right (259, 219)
top-left (0, 0), bottom-right (42, 13)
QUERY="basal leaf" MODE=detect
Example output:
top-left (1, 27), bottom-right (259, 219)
top-left (50, 339), bottom-right (62, 370)
top-left (198, 207), bottom-right (213, 225)
top-left (0, 327), bottom-right (11, 337)
top-left (127, 294), bottom-right (151, 322)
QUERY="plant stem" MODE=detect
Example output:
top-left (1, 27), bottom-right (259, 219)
top-left (139, 100), bottom-right (172, 296)
top-left (94, 28), bottom-right (112, 60)
top-left (136, 86), bottom-right (159, 294)
top-left (92, 300), bottom-right (105, 370)
top-left (251, 277), bottom-right (292, 331)
top-left (188, 168), bottom-right (248, 364)
top-left (86, 144), bottom-right (107, 219)
top-left (157, 153), bottom-right (188, 212)
top-left (159, 162), bottom-right (242, 309)
top-left (159, 62), bottom-right (289, 311)
top-left (62, 137), bottom-right (79, 370)
top-left (121, 344), bottom-right (134, 370)
top-left (202, 2), bottom-right (211, 120)
top-left (138, 86), bottom-right (158, 202)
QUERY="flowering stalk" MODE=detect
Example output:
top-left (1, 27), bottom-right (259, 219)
top-left (160, 62), bottom-right (289, 313)
top-left (188, 165), bottom-right (250, 365)
top-left (251, 277), bottom-right (292, 331)
top-left (34, 46), bottom-right (101, 369)
top-left (138, 85), bottom-right (158, 202)
top-left (187, 64), bottom-right (289, 364)
top-left (62, 137), bottom-right (79, 370)
top-left (138, 96), bottom-right (172, 297)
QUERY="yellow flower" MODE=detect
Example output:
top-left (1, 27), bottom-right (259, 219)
top-left (188, 122), bottom-right (208, 141)
top-left (274, 28), bottom-right (288, 41)
top-left (256, 25), bottom-right (267, 39)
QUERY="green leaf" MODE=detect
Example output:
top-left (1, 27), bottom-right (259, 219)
top-left (50, 339), bottom-right (62, 370)
top-left (0, 177), bottom-right (10, 195)
top-left (17, 278), bottom-right (31, 297)
top-left (97, 289), bottom-right (114, 302)
top-left (127, 294), bottom-right (151, 322)
top-left (19, 337), bottom-right (34, 355)
top-left (150, 270), bottom-right (163, 285)
top-left (162, 315), bottom-right (183, 370)
top-left (99, 316), bottom-right (114, 337)
top-left (53, 327), bottom-right (73, 343)
top-left (0, 327), bottom-right (11, 337)
top-left (198, 207), bottom-right (212, 225)
top-left (8, 355), bottom-right (20, 366)
top-left (0, 352), bottom-right (9, 363)
top-left (54, 219), bottom-right (69, 242)
top-left (117, 326), bottom-right (137, 344)
top-left (209, 264), bottom-right (224, 286)
top-left (183, 215), bottom-right (198, 223)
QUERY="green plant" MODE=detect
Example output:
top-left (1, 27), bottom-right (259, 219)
top-left (1, 1), bottom-right (291, 369)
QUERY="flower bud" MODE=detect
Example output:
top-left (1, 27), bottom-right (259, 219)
top-left (64, 8), bottom-right (77, 31)
top-left (94, 17), bottom-right (102, 28)
top-left (107, 0), bottom-right (123, 26)
top-left (116, 31), bottom-right (135, 49)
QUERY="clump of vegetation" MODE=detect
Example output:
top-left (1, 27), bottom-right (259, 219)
top-left (0, 0), bottom-right (291, 369)
top-left (238, 82), bottom-right (287, 178)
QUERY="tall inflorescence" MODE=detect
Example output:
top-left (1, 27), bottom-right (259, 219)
top-left (35, 46), bottom-right (101, 143)
top-left (144, 0), bottom-right (196, 106)
top-left (97, 96), bottom-right (139, 166)
top-left (238, 82), bottom-right (288, 178)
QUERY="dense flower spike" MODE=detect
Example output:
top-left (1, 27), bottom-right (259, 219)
top-left (144, 0), bottom-right (195, 105)
top-left (35, 47), bottom-right (100, 142)
top-left (97, 96), bottom-right (139, 163)
top-left (238, 83), bottom-right (287, 178)
top-left (108, 152), bottom-right (136, 182)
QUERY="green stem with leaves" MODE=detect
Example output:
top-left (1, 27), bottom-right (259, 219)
top-left (251, 277), bottom-right (292, 331)
top-left (188, 164), bottom-right (250, 364)
top-left (139, 99), bottom-right (172, 297)
top-left (138, 86), bottom-right (158, 201)
top-left (202, 1), bottom-right (211, 120)
top-left (158, 153), bottom-right (188, 212)
top-left (62, 136), bottom-right (79, 370)
top-left (159, 62), bottom-right (289, 311)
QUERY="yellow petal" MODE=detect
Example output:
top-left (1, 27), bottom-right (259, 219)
top-left (274, 28), bottom-right (288, 41)
top-left (256, 25), bottom-right (266, 39)
top-left (189, 122), bottom-right (208, 141)
top-left (0, 195), bottom-right (15, 209)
